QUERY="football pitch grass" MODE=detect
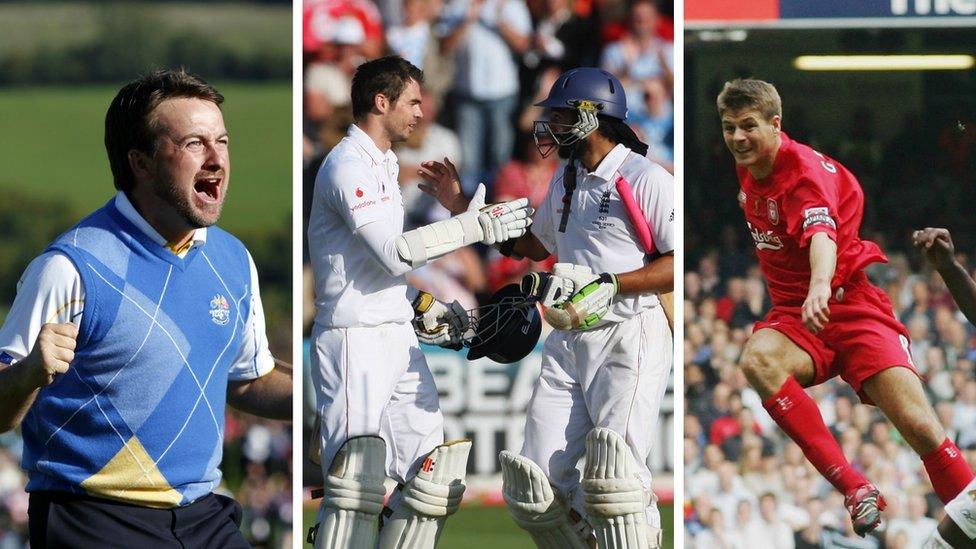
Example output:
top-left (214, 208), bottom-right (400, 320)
top-left (0, 83), bottom-right (291, 235)
top-left (302, 502), bottom-right (675, 548)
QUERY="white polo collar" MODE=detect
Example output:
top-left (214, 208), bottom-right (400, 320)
top-left (588, 144), bottom-right (632, 182)
top-left (348, 123), bottom-right (398, 166)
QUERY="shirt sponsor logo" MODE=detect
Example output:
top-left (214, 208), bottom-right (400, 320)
top-left (350, 200), bottom-right (377, 212)
top-left (210, 294), bottom-right (231, 326)
top-left (803, 206), bottom-right (837, 231)
top-left (748, 222), bottom-right (784, 251)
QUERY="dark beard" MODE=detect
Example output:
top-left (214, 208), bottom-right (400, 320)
top-left (151, 177), bottom-right (221, 229)
top-left (557, 137), bottom-right (588, 160)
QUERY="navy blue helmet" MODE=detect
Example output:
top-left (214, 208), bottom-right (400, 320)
top-left (533, 67), bottom-right (629, 157)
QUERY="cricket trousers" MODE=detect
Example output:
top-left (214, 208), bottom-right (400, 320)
top-left (521, 305), bottom-right (673, 528)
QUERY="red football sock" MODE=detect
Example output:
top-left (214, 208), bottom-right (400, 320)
top-left (922, 438), bottom-right (975, 504)
top-left (762, 376), bottom-right (867, 495)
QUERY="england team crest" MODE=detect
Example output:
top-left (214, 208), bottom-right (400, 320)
top-left (767, 198), bottom-right (780, 225)
top-left (210, 294), bottom-right (231, 326)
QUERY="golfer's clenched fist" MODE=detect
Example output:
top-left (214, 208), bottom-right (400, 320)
top-left (24, 323), bottom-right (77, 387)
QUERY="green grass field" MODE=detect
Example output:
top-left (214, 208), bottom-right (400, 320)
top-left (0, 82), bottom-right (291, 234)
top-left (302, 503), bottom-right (676, 548)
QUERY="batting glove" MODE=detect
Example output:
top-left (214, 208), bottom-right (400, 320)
top-left (412, 291), bottom-right (470, 350)
top-left (521, 263), bottom-right (597, 307)
top-left (466, 183), bottom-right (534, 245)
top-left (544, 273), bottom-right (618, 330)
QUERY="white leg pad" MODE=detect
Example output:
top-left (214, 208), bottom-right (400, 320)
top-left (314, 435), bottom-right (388, 549)
top-left (582, 428), bottom-right (651, 549)
top-left (500, 451), bottom-right (593, 549)
top-left (377, 439), bottom-right (472, 549)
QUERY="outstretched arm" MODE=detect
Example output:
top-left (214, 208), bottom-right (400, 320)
top-left (418, 158), bottom-right (549, 261)
top-left (914, 227), bottom-right (976, 325)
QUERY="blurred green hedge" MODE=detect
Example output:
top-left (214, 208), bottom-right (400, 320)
top-left (0, 2), bottom-right (291, 85)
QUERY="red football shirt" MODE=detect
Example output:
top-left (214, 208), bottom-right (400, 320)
top-left (736, 133), bottom-right (886, 306)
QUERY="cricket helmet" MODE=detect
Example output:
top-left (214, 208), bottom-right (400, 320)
top-left (533, 67), bottom-right (629, 157)
top-left (464, 284), bottom-right (542, 364)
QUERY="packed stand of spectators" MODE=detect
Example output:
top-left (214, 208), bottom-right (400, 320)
top-left (685, 90), bottom-right (976, 545)
top-left (302, 0), bottom-right (675, 335)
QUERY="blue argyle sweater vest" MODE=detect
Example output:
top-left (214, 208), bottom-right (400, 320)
top-left (21, 200), bottom-right (252, 507)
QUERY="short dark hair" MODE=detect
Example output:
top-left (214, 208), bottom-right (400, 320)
top-left (716, 78), bottom-right (782, 120)
top-left (350, 56), bottom-right (424, 120)
top-left (105, 69), bottom-right (223, 193)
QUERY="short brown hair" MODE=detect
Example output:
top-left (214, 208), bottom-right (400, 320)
top-left (716, 79), bottom-right (781, 120)
top-left (105, 69), bottom-right (223, 193)
top-left (350, 56), bottom-right (424, 120)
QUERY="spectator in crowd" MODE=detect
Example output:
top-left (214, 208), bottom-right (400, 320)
top-left (630, 75), bottom-right (674, 170)
top-left (599, 0), bottom-right (673, 110)
top-left (524, 0), bottom-right (598, 72)
top-left (303, 0), bottom-right (384, 59)
top-left (387, 0), bottom-right (434, 69)
top-left (436, 0), bottom-right (532, 192)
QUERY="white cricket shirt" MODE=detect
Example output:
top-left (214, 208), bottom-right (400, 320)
top-left (308, 124), bottom-right (413, 328)
top-left (0, 192), bottom-right (275, 380)
top-left (532, 144), bottom-right (674, 325)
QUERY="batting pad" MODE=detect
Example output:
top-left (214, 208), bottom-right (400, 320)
top-left (377, 439), bottom-right (472, 549)
top-left (499, 451), bottom-right (593, 549)
top-left (582, 428), bottom-right (655, 549)
top-left (315, 435), bottom-right (387, 549)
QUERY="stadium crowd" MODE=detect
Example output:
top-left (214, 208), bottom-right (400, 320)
top-left (302, 0), bottom-right (674, 321)
top-left (684, 110), bottom-right (976, 548)
top-left (301, 0), bottom-right (675, 521)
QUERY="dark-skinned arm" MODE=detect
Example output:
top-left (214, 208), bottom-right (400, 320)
top-left (227, 364), bottom-right (292, 420)
top-left (914, 227), bottom-right (976, 325)
top-left (616, 252), bottom-right (674, 294)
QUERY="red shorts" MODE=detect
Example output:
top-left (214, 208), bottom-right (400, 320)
top-left (754, 272), bottom-right (917, 404)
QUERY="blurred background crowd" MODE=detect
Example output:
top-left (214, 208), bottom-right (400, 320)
top-left (302, 0), bottom-right (675, 323)
top-left (684, 82), bottom-right (976, 549)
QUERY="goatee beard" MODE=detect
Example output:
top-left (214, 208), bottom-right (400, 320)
top-left (557, 138), bottom-right (587, 161)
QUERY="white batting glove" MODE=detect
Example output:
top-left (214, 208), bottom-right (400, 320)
top-left (24, 323), bottom-right (78, 387)
top-left (411, 291), bottom-right (470, 350)
top-left (521, 263), bottom-right (598, 307)
top-left (544, 273), bottom-right (618, 330)
top-left (466, 183), bottom-right (534, 245)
